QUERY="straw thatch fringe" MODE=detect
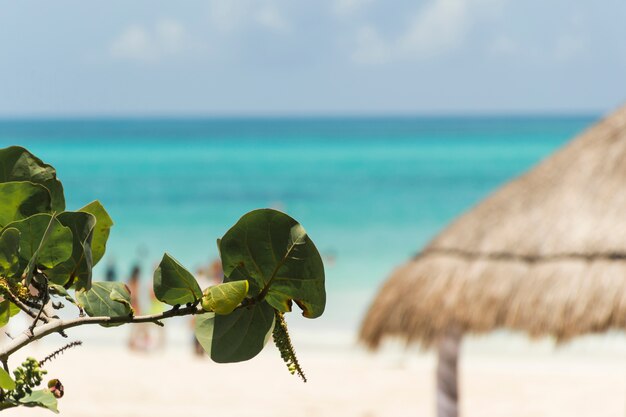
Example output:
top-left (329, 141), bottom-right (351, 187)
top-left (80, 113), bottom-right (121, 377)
top-left (360, 104), bottom-right (626, 348)
top-left (360, 254), bottom-right (626, 348)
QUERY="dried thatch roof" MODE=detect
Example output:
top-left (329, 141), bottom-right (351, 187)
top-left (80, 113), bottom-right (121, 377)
top-left (360, 104), bottom-right (626, 348)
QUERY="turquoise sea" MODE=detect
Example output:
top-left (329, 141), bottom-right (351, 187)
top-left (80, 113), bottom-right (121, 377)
top-left (0, 116), bottom-right (596, 336)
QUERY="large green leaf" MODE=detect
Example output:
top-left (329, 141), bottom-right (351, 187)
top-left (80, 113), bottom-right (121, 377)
top-left (75, 281), bottom-right (132, 326)
top-left (0, 182), bottom-right (51, 228)
top-left (6, 213), bottom-right (73, 270)
top-left (219, 209), bottom-right (325, 318)
top-left (79, 200), bottom-right (113, 266)
top-left (0, 368), bottom-right (15, 390)
top-left (201, 281), bottom-right (249, 315)
top-left (46, 211), bottom-right (96, 290)
top-left (18, 389), bottom-right (59, 413)
top-left (194, 301), bottom-right (275, 363)
top-left (0, 227), bottom-right (21, 277)
top-left (153, 253), bottom-right (202, 306)
top-left (0, 300), bottom-right (20, 328)
top-left (0, 146), bottom-right (65, 212)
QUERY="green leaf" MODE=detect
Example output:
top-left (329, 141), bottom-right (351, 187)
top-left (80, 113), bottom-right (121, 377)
top-left (79, 200), bottom-right (113, 266)
top-left (194, 301), bottom-right (275, 363)
top-left (75, 281), bottom-right (132, 326)
top-left (201, 281), bottom-right (249, 315)
top-left (49, 283), bottom-right (78, 306)
top-left (46, 211), bottom-right (96, 290)
top-left (0, 182), bottom-right (51, 228)
top-left (0, 146), bottom-right (65, 212)
top-left (18, 389), bottom-right (59, 413)
top-left (110, 286), bottom-right (134, 314)
top-left (6, 213), bottom-right (73, 270)
top-left (0, 227), bottom-right (21, 277)
top-left (0, 300), bottom-right (20, 328)
top-left (0, 367), bottom-right (15, 390)
top-left (219, 209), bottom-right (325, 318)
top-left (153, 253), bottom-right (202, 306)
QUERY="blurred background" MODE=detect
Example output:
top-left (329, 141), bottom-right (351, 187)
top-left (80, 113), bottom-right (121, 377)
top-left (1, 1), bottom-right (626, 416)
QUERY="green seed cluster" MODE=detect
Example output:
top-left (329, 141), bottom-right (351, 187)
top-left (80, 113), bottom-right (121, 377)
top-left (11, 357), bottom-right (47, 400)
top-left (272, 311), bottom-right (306, 382)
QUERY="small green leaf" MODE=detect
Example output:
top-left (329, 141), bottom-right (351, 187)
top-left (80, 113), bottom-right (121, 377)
top-left (19, 389), bottom-right (59, 413)
top-left (79, 200), bottom-right (113, 266)
top-left (6, 213), bottom-right (73, 270)
top-left (219, 209), bottom-right (325, 318)
top-left (0, 227), bottom-right (21, 277)
top-left (46, 211), bottom-right (96, 290)
top-left (49, 283), bottom-right (78, 306)
top-left (0, 181), bottom-right (51, 228)
top-left (201, 281), bottom-right (249, 315)
top-left (110, 286), bottom-right (134, 315)
top-left (0, 146), bottom-right (65, 212)
top-left (0, 300), bottom-right (20, 328)
top-left (194, 301), bottom-right (275, 363)
top-left (153, 253), bottom-right (202, 306)
top-left (0, 367), bottom-right (15, 390)
top-left (76, 281), bottom-right (132, 326)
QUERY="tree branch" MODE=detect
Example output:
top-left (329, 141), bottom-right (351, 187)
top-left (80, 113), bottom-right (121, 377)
top-left (1, 287), bottom-right (49, 324)
top-left (0, 305), bottom-right (205, 361)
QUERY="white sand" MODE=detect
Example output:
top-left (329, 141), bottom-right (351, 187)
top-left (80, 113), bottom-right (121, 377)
top-left (9, 333), bottom-right (626, 417)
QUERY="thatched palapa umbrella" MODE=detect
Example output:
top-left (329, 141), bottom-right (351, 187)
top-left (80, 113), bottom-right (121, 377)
top-left (359, 104), bottom-right (626, 417)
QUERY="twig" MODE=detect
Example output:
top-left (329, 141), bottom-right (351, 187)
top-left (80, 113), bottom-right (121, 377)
top-left (29, 276), bottom-right (50, 334)
top-left (1, 286), bottom-right (49, 324)
top-left (0, 304), bottom-right (206, 360)
top-left (2, 288), bottom-right (67, 339)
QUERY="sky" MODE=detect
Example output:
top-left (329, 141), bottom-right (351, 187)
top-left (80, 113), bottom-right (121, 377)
top-left (0, 0), bottom-right (624, 116)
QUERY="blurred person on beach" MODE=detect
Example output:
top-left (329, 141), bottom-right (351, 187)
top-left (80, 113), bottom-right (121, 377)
top-left (209, 258), bottom-right (223, 284)
top-left (148, 262), bottom-right (166, 351)
top-left (127, 264), bottom-right (149, 351)
top-left (191, 258), bottom-right (224, 356)
top-left (104, 259), bottom-right (117, 282)
top-left (191, 265), bottom-right (210, 356)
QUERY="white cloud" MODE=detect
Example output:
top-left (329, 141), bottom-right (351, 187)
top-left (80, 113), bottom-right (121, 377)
top-left (553, 12), bottom-right (587, 62)
top-left (554, 34), bottom-right (587, 62)
top-left (109, 19), bottom-right (192, 62)
top-left (207, 0), bottom-right (291, 35)
top-left (351, 0), bottom-right (504, 65)
top-left (489, 35), bottom-right (517, 57)
top-left (397, 0), bottom-right (468, 57)
top-left (256, 6), bottom-right (291, 33)
top-left (332, 0), bottom-right (373, 16)
top-left (351, 26), bottom-right (388, 65)
top-left (208, 0), bottom-right (248, 33)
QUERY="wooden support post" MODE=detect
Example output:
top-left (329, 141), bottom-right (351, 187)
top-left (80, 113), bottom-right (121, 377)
top-left (436, 329), bottom-right (461, 417)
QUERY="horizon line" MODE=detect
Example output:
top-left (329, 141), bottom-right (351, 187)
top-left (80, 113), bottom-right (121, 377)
top-left (0, 110), bottom-right (602, 122)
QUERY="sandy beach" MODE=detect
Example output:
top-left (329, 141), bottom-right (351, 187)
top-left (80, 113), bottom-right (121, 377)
top-left (9, 330), bottom-right (626, 417)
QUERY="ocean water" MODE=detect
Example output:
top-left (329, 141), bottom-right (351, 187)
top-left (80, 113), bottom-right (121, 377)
top-left (0, 116), bottom-right (596, 336)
